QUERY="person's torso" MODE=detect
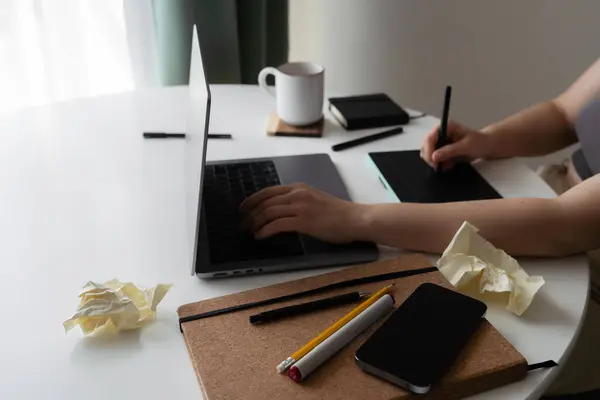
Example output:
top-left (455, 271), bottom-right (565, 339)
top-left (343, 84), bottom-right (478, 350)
top-left (572, 94), bottom-right (600, 179)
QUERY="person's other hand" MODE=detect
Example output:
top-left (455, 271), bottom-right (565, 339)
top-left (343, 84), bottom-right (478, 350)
top-left (239, 183), bottom-right (366, 242)
top-left (420, 121), bottom-right (492, 170)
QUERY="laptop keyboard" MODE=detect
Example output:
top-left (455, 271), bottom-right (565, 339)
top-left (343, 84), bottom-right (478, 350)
top-left (202, 161), bottom-right (304, 264)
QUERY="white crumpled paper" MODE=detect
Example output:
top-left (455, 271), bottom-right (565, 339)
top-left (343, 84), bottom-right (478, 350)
top-left (437, 221), bottom-right (544, 316)
top-left (63, 279), bottom-right (172, 336)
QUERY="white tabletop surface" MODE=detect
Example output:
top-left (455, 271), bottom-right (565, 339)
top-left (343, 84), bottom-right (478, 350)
top-left (0, 84), bottom-right (589, 400)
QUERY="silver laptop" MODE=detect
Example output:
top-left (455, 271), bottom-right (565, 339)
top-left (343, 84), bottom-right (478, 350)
top-left (186, 26), bottom-right (378, 278)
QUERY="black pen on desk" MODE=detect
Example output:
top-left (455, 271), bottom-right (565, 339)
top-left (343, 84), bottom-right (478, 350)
top-left (249, 291), bottom-right (370, 324)
top-left (143, 132), bottom-right (233, 139)
top-left (331, 127), bottom-right (404, 152)
top-left (207, 133), bottom-right (233, 139)
top-left (435, 86), bottom-right (452, 172)
top-left (143, 132), bottom-right (185, 139)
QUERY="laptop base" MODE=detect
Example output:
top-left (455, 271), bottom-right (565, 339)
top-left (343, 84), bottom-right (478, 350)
top-left (195, 153), bottom-right (379, 278)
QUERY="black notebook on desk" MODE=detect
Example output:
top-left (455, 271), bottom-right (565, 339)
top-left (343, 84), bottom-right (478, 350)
top-left (329, 93), bottom-right (410, 130)
top-left (368, 150), bottom-right (502, 203)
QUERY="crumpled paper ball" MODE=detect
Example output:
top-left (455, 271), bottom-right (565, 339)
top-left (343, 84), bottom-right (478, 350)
top-left (63, 279), bottom-right (172, 336)
top-left (437, 221), bottom-right (544, 316)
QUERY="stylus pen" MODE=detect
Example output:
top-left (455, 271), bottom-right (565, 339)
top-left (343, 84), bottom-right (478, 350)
top-left (288, 294), bottom-right (394, 383)
top-left (249, 291), bottom-right (370, 325)
top-left (276, 284), bottom-right (393, 373)
top-left (207, 133), bottom-right (233, 139)
top-left (143, 132), bottom-right (186, 139)
top-left (435, 86), bottom-right (452, 172)
top-left (331, 127), bottom-right (404, 152)
top-left (143, 132), bottom-right (233, 139)
top-left (436, 86), bottom-right (452, 150)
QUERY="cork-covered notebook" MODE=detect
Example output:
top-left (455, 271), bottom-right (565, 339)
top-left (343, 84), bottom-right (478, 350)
top-left (177, 254), bottom-right (528, 399)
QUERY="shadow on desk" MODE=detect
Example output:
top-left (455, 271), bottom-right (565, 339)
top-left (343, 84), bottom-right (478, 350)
top-left (70, 329), bottom-right (143, 362)
top-left (520, 291), bottom-right (579, 326)
top-left (543, 389), bottom-right (600, 399)
top-left (455, 279), bottom-right (577, 325)
top-left (69, 311), bottom-right (179, 364)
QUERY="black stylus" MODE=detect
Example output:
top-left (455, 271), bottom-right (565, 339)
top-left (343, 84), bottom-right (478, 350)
top-left (207, 133), bottom-right (233, 139)
top-left (331, 127), bottom-right (404, 152)
top-left (249, 291), bottom-right (369, 324)
top-left (143, 132), bottom-right (233, 139)
top-left (436, 86), bottom-right (452, 149)
top-left (143, 132), bottom-right (185, 139)
top-left (435, 86), bottom-right (452, 172)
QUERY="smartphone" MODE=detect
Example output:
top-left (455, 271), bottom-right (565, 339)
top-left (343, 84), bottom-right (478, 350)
top-left (355, 283), bottom-right (487, 394)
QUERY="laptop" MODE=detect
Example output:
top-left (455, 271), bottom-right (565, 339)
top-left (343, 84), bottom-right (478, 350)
top-left (185, 26), bottom-right (378, 278)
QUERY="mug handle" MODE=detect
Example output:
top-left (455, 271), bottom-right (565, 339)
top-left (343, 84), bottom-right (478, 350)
top-left (258, 67), bottom-right (277, 97)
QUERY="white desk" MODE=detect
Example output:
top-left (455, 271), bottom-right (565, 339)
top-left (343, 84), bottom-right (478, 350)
top-left (0, 85), bottom-right (588, 400)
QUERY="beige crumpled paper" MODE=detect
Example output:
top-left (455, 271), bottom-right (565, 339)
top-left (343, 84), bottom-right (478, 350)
top-left (63, 279), bottom-right (172, 336)
top-left (437, 221), bottom-right (544, 316)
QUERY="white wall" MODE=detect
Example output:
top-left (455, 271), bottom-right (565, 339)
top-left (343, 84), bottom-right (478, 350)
top-left (289, 0), bottom-right (600, 132)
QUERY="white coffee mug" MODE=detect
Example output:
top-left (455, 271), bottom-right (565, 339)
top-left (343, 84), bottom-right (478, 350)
top-left (258, 62), bottom-right (324, 126)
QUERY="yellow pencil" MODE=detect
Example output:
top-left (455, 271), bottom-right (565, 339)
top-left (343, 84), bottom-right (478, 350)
top-left (276, 284), bottom-right (394, 373)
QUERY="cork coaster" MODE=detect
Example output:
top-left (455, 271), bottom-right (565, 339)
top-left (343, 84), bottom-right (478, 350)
top-left (266, 112), bottom-right (324, 137)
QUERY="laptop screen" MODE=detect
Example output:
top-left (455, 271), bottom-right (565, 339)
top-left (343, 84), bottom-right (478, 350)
top-left (185, 25), bottom-right (211, 274)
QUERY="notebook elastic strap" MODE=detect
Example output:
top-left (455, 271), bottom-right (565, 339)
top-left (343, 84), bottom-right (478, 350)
top-left (527, 360), bottom-right (558, 371)
top-left (178, 266), bottom-right (438, 332)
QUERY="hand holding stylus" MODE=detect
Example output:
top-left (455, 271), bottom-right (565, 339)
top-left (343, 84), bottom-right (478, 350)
top-left (419, 121), bottom-right (492, 171)
top-left (419, 87), bottom-right (493, 171)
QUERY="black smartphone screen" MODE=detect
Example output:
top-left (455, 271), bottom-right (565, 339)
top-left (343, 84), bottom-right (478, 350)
top-left (355, 283), bottom-right (487, 392)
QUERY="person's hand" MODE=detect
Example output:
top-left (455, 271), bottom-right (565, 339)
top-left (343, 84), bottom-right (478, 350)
top-left (420, 121), bottom-right (492, 170)
top-left (239, 183), bottom-right (367, 242)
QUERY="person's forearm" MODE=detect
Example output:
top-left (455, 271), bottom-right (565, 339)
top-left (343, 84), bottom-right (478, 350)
top-left (481, 100), bottom-right (577, 159)
top-left (355, 199), bottom-right (571, 256)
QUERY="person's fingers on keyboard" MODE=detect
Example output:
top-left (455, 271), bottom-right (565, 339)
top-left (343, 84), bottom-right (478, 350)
top-left (255, 217), bottom-right (301, 239)
top-left (239, 185), bottom-right (291, 213)
top-left (249, 184), bottom-right (364, 243)
top-left (247, 184), bottom-right (321, 237)
top-left (240, 191), bottom-right (294, 230)
top-left (249, 205), bottom-right (297, 233)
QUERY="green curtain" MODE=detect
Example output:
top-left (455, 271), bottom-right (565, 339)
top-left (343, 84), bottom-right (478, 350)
top-left (152, 0), bottom-right (288, 85)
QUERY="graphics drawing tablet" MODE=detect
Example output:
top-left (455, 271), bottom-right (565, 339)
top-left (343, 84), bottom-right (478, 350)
top-left (368, 150), bottom-right (502, 203)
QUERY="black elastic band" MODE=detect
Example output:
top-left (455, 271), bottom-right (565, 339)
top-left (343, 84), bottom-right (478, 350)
top-left (527, 360), bottom-right (558, 371)
top-left (178, 266), bottom-right (438, 332)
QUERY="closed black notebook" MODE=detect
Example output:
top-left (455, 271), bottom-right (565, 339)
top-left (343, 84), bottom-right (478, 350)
top-left (329, 93), bottom-right (410, 130)
top-left (369, 150), bottom-right (502, 203)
